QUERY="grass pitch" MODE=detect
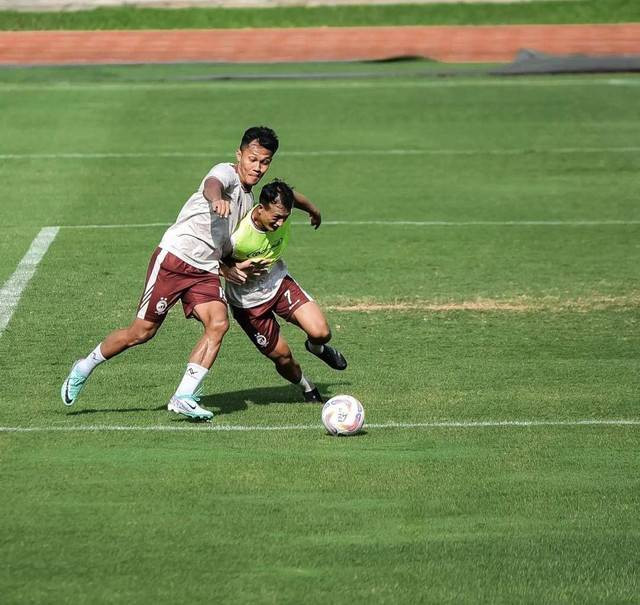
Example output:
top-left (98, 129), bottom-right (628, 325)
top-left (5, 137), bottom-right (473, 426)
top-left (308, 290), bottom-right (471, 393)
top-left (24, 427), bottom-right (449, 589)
top-left (0, 65), bottom-right (639, 603)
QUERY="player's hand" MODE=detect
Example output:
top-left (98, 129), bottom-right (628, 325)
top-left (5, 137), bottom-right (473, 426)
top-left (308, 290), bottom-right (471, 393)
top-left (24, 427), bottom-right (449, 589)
top-left (307, 205), bottom-right (322, 229)
top-left (222, 259), bottom-right (268, 285)
top-left (221, 264), bottom-right (247, 285)
top-left (212, 198), bottom-right (231, 218)
top-left (238, 259), bottom-right (269, 277)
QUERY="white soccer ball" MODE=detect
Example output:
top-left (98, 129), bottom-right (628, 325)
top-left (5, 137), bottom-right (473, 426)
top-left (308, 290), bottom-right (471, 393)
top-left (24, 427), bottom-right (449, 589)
top-left (321, 395), bottom-right (365, 436)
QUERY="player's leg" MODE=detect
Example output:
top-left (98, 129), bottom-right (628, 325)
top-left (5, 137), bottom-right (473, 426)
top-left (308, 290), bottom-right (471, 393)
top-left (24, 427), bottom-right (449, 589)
top-left (277, 277), bottom-right (347, 371)
top-left (230, 302), bottom-right (323, 402)
top-left (267, 335), bottom-right (323, 403)
top-left (168, 283), bottom-right (229, 420)
top-left (61, 319), bottom-right (161, 406)
top-left (289, 302), bottom-right (346, 369)
top-left (61, 248), bottom-right (173, 406)
top-left (100, 319), bottom-right (160, 357)
top-left (188, 300), bottom-right (229, 367)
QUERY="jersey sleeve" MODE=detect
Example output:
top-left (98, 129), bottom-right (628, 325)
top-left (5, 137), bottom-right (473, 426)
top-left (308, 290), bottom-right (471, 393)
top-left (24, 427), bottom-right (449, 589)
top-left (206, 163), bottom-right (237, 192)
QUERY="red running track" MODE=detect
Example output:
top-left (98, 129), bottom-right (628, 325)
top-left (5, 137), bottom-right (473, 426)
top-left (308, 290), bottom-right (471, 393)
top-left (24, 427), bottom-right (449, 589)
top-left (1, 24), bottom-right (639, 65)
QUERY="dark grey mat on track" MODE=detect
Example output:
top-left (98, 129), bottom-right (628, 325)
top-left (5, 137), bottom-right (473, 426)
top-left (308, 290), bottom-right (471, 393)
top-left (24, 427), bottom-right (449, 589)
top-left (170, 51), bottom-right (640, 81)
top-left (3, 51), bottom-right (639, 80)
top-left (491, 49), bottom-right (640, 76)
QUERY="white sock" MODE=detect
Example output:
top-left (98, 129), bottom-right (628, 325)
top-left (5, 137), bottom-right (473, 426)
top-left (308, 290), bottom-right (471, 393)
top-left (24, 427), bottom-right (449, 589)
top-left (175, 363), bottom-right (208, 397)
top-left (75, 344), bottom-right (107, 377)
top-left (306, 341), bottom-right (324, 355)
top-left (297, 373), bottom-right (315, 392)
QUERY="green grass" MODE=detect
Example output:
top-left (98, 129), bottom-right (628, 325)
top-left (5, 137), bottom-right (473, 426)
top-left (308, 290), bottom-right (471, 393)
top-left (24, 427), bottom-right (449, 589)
top-left (2, 429), bottom-right (639, 603)
top-left (0, 60), bottom-right (489, 85)
top-left (1, 0), bottom-right (639, 30)
top-left (0, 63), bottom-right (639, 603)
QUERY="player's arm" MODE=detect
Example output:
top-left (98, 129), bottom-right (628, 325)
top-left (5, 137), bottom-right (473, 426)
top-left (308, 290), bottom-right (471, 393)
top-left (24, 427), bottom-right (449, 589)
top-left (292, 190), bottom-right (322, 230)
top-left (203, 177), bottom-right (231, 218)
top-left (220, 256), bottom-right (269, 285)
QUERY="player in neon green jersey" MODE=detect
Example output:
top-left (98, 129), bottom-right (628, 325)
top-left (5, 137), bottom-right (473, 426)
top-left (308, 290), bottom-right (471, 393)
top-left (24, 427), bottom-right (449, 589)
top-left (223, 179), bottom-right (347, 403)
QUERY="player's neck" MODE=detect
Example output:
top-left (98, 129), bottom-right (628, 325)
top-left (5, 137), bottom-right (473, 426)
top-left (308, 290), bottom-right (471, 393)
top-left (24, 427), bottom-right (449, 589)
top-left (234, 163), bottom-right (253, 193)
top-left (250, 208), bottom-right (267, 233)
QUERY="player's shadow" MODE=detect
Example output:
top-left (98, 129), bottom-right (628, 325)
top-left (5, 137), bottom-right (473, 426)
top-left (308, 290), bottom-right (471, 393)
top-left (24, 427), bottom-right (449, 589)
top-left (199, 381), bottom-right (348, 416)
top-left (66, 405), bottom-right (166, 416)
top-left (65, 381), bottom-right (349, 417)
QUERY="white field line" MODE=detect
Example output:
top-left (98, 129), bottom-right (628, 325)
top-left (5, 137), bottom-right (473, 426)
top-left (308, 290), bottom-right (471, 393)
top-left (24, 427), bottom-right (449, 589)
top-left (0, 227), bottom-right (59, 337)
top-left (53, 220), bottom-right (640, 229)
top-left (1, 147), bottom-right (640, 160)
top-left (0, 419), bottom-right (638, 433)
top-left (308, 220), bottom-right (640, 226)
top-left (0, 77), bottom-right (637, 92)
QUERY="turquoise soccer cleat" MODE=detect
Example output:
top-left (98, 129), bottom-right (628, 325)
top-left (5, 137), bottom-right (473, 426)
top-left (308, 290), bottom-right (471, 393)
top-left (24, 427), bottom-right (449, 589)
top-left (61, 361), bottom-right (89, 406)
top-left (168, 392), bottom-right (213, 421)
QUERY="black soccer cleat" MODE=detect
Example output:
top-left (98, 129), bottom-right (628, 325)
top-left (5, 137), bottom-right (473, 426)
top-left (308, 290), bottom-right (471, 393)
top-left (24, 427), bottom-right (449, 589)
top-left (305, 340), bottom-right (348, 371)
top-left (303, 387), bottom-right (324, 404)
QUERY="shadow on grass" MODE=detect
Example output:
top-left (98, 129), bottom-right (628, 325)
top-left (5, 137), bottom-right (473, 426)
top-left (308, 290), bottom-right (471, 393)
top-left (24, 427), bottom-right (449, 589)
top-left (200, 381), bottom-right (350, 416)
top-left (332, 429), bottom-right (368, 438)
top-left (65, 380), bottom-right (351, 417)
top-left (66, 405), bottom-right (166, 416)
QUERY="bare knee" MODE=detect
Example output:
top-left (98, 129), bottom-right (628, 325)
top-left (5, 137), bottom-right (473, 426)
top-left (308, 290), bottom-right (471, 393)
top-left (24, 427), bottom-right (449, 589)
top-left (205, 316), bottom-right (229, 339)
top-left (307, 323), bottom-right (331, 344)
top-left (128, 322), bottom-right (158, 346)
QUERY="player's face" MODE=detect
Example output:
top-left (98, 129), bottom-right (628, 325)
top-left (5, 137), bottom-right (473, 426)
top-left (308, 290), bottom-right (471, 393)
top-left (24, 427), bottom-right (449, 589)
top-left (235, 140), bottom-right (274, 188)
top-left (255, 201), bottom-right (290, 232)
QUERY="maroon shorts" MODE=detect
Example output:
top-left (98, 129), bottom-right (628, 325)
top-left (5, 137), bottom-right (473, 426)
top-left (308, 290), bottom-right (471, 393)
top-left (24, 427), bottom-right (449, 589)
top-left (231, 275), bottom-right (312, 355)
top-left (136, 247), bottom-right (226, 324)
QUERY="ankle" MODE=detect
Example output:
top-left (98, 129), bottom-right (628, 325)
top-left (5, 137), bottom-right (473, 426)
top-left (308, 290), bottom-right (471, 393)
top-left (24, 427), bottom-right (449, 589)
top-left (306, 341), bottom-right (324, 355)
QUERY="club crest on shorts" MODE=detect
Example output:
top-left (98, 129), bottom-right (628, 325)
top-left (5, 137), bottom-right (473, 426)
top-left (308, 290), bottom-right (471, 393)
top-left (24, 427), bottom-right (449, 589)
top-left (255, 333), bottom-right (268, 347)
top-left (155, 297), bottom-right (168, 314)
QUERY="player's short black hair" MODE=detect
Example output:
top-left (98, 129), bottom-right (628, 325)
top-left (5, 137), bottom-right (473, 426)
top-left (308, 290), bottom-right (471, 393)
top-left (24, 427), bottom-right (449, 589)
top-left (240, 126), bottom-right (279, 154)
top-left (260, 179), bottom-right (294, 212)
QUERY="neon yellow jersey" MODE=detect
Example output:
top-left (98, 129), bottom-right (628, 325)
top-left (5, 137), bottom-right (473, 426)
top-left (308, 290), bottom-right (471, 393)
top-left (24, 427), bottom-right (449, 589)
top-left (230, 207), bottom-right (291, 268)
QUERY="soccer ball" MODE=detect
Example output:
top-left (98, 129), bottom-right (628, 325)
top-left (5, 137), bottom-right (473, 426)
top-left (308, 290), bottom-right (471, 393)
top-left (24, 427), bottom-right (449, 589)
top-left (321, 395), bottom-right (365, 436)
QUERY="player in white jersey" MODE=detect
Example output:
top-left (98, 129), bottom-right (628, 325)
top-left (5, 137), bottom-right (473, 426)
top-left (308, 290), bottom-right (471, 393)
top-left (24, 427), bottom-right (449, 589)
top-left (226, 179), bottom-right (347, 404)
top-left (61, 127), bottom-right (286, 420)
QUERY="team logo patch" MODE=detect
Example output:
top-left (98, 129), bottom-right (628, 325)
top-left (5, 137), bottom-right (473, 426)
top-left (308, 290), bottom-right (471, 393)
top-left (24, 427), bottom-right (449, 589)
top-left (255, 333), bottom-right (268, 347)
top-left (155, 297), bottom-right (168, 314)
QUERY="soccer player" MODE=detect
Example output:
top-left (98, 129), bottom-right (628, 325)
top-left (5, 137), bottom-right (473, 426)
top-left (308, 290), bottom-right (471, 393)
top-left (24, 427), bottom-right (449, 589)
top-left (225, 179), bottom-right (347, 403)
top-left (61, 126), bottom-right (297, 420)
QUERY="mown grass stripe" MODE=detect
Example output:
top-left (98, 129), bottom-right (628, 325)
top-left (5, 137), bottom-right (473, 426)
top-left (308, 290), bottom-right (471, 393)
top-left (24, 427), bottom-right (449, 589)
top-left (1, 146), bottom-right (639, 160)
top-left (0, 78), bottom-right (638, 92)
top-left (49, 220), bottom-right (640, 229)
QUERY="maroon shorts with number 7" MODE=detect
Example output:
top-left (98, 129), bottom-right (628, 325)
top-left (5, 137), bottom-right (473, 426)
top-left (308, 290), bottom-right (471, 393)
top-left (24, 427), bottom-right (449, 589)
top-left (230, 275), bottom-right (312, 355)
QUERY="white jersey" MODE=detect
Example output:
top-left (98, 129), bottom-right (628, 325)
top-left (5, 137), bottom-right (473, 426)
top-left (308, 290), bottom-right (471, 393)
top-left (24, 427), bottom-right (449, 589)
top-left (226, 259), bottom-right (289, 309)
top-left (159, 162), bottom-right (254, 273)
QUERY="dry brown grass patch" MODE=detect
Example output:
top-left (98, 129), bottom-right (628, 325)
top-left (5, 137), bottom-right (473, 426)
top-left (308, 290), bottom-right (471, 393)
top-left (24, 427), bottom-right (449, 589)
top-left (325, 294), bottom-right (640, 313)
